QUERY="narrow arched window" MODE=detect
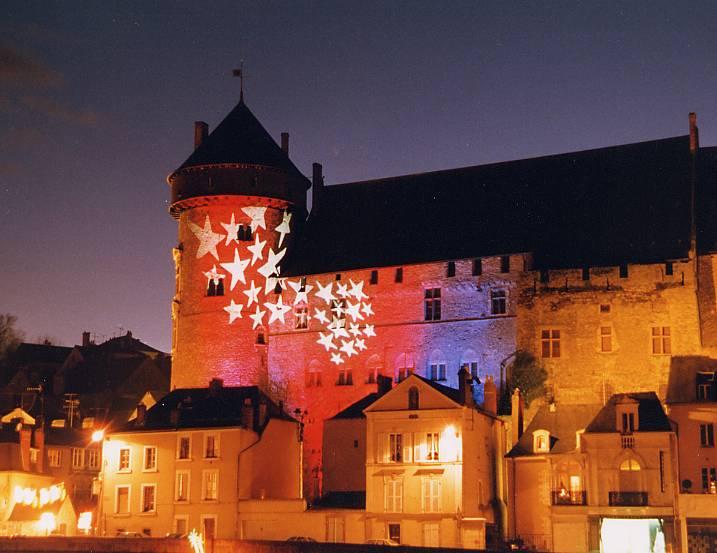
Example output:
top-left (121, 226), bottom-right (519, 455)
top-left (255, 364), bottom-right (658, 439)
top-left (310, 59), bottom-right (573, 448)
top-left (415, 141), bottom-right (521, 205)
top-left (408, 387), bottom-right (419, 410)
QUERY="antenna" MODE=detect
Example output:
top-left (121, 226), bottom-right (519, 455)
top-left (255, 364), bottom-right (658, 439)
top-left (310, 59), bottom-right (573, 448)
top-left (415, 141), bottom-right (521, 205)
top-left (232, 62), bottom-right (245, 101)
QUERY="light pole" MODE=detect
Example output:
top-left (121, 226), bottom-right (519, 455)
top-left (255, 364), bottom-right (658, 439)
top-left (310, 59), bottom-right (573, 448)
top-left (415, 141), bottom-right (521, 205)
top-left (90, 429), bottom-right (105, 536)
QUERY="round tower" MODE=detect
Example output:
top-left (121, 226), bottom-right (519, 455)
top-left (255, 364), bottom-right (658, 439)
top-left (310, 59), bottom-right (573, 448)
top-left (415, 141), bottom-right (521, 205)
top-left (168, 98), bottom-right (310, 389)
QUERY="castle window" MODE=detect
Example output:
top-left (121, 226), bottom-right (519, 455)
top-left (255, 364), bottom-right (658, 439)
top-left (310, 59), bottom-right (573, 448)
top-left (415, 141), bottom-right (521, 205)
top-left (697, 372), bottom-right (715, 401)
top-left (619, 264), bottom-right (628, 278)
top-left (370, 270), bottom-right (378, 285)
top-left (600, 304), bottom-right (611, 313)
top-left (541, 329), bottom-right (561, 358)
top-left (206, 278), bottom-right (224, 297)
top-left (395, 267), bottom-right (403, 283)
top-left (366, 355), bottom-right (382, 384)
top-left (237, 224), bottom-right (252, 241)
top-left (582, 267), bottom-right (590, 281)
top-left (335, 273), bottom-right (341, 281)
top-left (408, 387), bottom-right (419, 410)
top-left (307, 363), bottom-right (322, 387)
top-left (447, 261), bottom-right (456, 277)
top-left (396, 366), bottom-right (413, 383)
top-left (533, 430), bottom-right (550, 453)
top-left (424, 288), bottom-right (441, 321)
top-left (500, 255), bottom-right (510, 273)
top-left (337, 367), bottom-right (353, 386)
top-left (294, 304), bottom-right (309, 330)
top-left (429, 363), bottom-right (446, 381)
top-left (491, 289), bottom-right (507, 315)
top-left (651, 326), bottom-right (671, 355)
top-left (701, 424), bottom-right (715, 447)
top-left (472, 258), bottom-right (482, 276)
top-left (256, 326), bottom-right (266, 345)
top-left (600, 326), bottom-right (613, 352)
top-left (331, 299), bottom-right (347, 328)
top-left (665, 262), bottom-right (674, 276)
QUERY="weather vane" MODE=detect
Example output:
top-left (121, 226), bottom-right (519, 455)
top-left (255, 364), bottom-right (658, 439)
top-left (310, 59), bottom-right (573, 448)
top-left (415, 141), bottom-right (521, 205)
top-left (232, 62), bottom-right (244, 101)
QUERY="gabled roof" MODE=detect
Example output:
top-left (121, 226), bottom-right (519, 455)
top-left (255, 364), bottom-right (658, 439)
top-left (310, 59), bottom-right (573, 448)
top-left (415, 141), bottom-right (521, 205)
top-left (173, 100), bottom-right (305, 178)
top-left (118, 385), bottom-right (294, 432)
top-left (285, 136), bottom-right (711, 275)
top-left (506, 403), bottom-right (601, 458)
top-left (331, 393), bottom-right (380, 419)
top-left (364, 374), bottom-right (463, 413)
top-left (585, 392), bottom-right (672, 433)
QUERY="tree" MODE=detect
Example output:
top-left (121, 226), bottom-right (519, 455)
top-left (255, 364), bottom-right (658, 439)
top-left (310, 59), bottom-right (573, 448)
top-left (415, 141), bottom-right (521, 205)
top-left (506, 350), bottom-right (548, 408)
top-left (0, 314), bottom-right (24, 362)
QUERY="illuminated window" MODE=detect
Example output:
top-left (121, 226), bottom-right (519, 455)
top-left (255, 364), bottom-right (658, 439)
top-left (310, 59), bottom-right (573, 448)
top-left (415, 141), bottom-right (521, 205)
top-left (389, 433), bottom-right (402, 462)
top-left (600, 326), bottom-right (613, 352)
top-left (71, 448), bottom-right (84, 470)
top-left (294, 304), bottom-right (309, 330)
top-left (491, 289), bottom-right (507, 315)
top-left (87, 448), bottom-right (101, 471)
top-left (422, 478), bottom-right (441, 512)
top-left (175, 470), bottom-right (190, 502)
top-left (702, 466), bottom-right (717, 491)
top-left (472, 258), bottom-right (482, 276)
top-left (541, 329), bottom-right (561, 358)
top-left (115, 485), bottom-right (130, 514)
top-left (424, 288), bottom-right (441, 321)
top-left (307, 364), bottom-right (322, 387)
top-left (384, 479), bottom-right (403, 512)
top-left (533, 430), bottom-right (550, 453)
top-left (143, 446), bottom-right (157, 471)
top-left (426, 432), bottom-right (439, 461)
top-left (177, 436), bottom-right (190, 460)
top-left (619, 459), bottom-right (641, 471)
top-left (701, 424), bottom-right (715, 447)
top-left (202, 469), bottom-right (219, 501)
top-left (395, 267), bottom-right (403, 283)
top-left (500, 255), bottom-right (510, 273)
top-left (237, 224), bottom-right (252, 241)
top-left (429, 363), bottom-right (446, 381)
top-left (118, 447), bottom-right (130, 472)
top-left (48, 448), bottom-right (62, 468)
top-left (141, 484), bottom-right (156, 513)
top-left (447, 262), bottom-right (456, 277)
top-left (370, 270), bottom-right (378, 285)
top-left (696, 372), bottom-right (714, 400)
top-left (651, 326), bottom-right (671, 355)
top-left (204, 434), bottom-right (219, 459)
top-left (408, 387), bottom-right (419, 410)
top-left (337, 367), bottom-right (353, 386)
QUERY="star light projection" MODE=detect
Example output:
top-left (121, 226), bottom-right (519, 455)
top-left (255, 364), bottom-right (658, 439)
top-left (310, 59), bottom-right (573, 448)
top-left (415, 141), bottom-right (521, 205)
top-left (188, 208), bottom-right (377, 363)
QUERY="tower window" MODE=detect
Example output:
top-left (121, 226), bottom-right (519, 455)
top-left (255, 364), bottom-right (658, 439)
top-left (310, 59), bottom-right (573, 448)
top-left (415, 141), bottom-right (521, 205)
top-left (651, 326), bottom-right (671, 355)
top-left (447, 262), bottom-right (456, 277)
top-left (472, 258), bottom-right (482, 276)
top-left (500, 256), bottom-right (510, 273)
top-left (491, 289), bottom-right (507, 315)
top-left (619, 264), bottom-right (628, 278)
top-left (294, 304), bottom-right (309, 330)
top-left (665, 262), bottom-right (674, 276)
top-left (335, 273), bottom-right (341, 281)
top-left (337, 367), bottom-right (353, 386)
top-left (539, 270), bottom-right (549, 284)
top-left (582, 267), bottom-right (590, 281)
top-left (395, 267), bottom-right (403, 283)
top-left (207, 279), bottom-right (224, 297)
top-left (237, 224), bottom-right (252, 241)
top-left (424, 288), bottom-right (441, 321)
top-left (541, 329), bottom-right (561, 358)
top-left (370, 270), bottom-right (378, 285)
top-left (429, 364), bottom-right (446, 381)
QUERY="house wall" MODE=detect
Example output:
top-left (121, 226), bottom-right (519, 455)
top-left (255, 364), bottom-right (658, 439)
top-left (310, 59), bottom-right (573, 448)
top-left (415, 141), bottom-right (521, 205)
top-left (322, 418), bottom-right (366, 494)
top-left (510, 458), bottom-right (552, 551)
top-left (669, 403), bottom-right (717, 492)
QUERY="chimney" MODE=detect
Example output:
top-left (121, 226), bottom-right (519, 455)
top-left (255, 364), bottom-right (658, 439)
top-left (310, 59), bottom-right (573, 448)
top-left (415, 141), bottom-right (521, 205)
top-left (458, 367), bottom-right (474, 407)
top-left (242, 398), bottom-right (253, 429)
top-left (135, 403), bottom-right (147, 427)
top-left (689, 112), bottom-right (699, 153)
top-left (377, 375), bottom-right (392, 396)
top-left (82, 331), bottom-right (91, 347)
top-left (194, 121), bottom-right (209, 150)
top-left (281, 132), bottom-right (289, 154)
top-left (312, 163), bottom-right (323, 215)
top-left (19, 425), bottom-right (31, 471)
top-left (34, 426), bottom-right (45, 473)
top-left (483, 376), bottom-right (497, 415)
top-left (209, 378), bottom-right (224, 397)
top-left (511, 388), bottom-right (524, 446)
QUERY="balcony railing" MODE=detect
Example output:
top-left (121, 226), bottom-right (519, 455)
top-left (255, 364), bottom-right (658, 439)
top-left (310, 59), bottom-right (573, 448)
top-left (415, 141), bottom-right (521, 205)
top-left (551, 490), bottom-right (587, 505)
top-left (621, 435), bottom-right (635, 448)
top-left (609, 491), bottom-right (648, 506)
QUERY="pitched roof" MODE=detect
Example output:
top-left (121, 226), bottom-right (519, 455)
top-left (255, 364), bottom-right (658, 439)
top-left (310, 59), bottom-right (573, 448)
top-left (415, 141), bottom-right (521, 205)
top-left (665, 355), bottom-right (717, 403)
top-left (506, 403), bottom-right (601, 457)
top-left (173, 100), bottom-right (305, 178)
top-left (285, 136), bottom-right (707, 275)
top-left (330, 393), bottom-right (380, 419)
top-left (119, 385), bottom-right (294, 432)
top-left (585, 392), bottom-right (672, 433)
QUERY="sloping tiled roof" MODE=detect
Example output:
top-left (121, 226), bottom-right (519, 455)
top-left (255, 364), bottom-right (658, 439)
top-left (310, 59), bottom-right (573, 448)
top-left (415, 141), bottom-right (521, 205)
top-left (413, 374), bottom-right (463, 404)
top-left (119, 385), bottom-right (294, 432)
top-left (174, 100), bottom-right (305, 178)
top-left (585, 392), bottom-right (672, 433)
top-left (331, 393), bottom-right (380, 419)
top-left (285, 136), bottom-right (713, 275)
top-left (506, 403), bottom-right (601, 458)
top-left (665, 355), bottom-right (717, 403)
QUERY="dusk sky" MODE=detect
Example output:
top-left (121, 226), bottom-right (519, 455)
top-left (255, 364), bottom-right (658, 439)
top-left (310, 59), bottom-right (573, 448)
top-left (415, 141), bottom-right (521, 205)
top-left (2, 1), bottom-right (716, 352)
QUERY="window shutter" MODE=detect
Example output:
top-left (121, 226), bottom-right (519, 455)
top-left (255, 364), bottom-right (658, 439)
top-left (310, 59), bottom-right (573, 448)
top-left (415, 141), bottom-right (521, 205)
top-left (378, 433), bottom-right (387, 463)
top-left (403, 433), bottom-right (413, 463)
top-left (413, 432), bottom-right (421, 462)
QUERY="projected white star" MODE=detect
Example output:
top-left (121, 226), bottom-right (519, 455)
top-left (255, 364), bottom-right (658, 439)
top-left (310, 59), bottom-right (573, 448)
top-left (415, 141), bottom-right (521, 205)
top-left (189, 215), bottom-right (224, 260)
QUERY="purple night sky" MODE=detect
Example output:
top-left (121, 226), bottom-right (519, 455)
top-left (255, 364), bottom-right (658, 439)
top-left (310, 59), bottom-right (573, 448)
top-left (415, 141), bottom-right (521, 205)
top-left (2, 1), bottom-right (716, 352)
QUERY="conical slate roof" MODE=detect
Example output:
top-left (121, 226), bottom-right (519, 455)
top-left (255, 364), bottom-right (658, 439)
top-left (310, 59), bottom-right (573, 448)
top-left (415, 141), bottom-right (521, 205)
top-left (176, 99), bottom-right (303, 177)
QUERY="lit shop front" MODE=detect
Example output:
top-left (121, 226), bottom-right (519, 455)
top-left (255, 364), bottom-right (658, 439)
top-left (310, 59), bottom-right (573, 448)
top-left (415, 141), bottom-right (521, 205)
top-left (596, 517), bottom-right (672, 553)
top-left (0, 476), bottom-right (76, 536)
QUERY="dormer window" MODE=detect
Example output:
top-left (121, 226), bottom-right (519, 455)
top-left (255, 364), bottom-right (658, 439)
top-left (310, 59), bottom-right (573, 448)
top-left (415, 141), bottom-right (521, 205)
top-left (697, 372), bottom-right (715, 401)
top-left (615, 398), bottom-right (639, 434)
top-left (533, 429), bottom-right (550, 453)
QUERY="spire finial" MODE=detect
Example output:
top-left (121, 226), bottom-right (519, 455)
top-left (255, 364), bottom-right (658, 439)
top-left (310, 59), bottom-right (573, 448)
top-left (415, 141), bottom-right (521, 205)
top-left (232, 62), bottom-right (245, 102)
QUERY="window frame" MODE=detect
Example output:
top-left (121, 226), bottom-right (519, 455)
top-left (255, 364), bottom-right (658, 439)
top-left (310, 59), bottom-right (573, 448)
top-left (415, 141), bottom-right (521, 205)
top-left (421, 477), bottom-right (441, 513)
top-left (651, 326), bottom-right (671, 355)
top-left (115, 484), bottom-right (131, 515)
top-left (204, 434), bottom-right (219, 459)
top-left (541, 329), bottom-right (561, 358)
top-left (140, 483), bottom-right (157, 514)
top-left (47, 448), bottom-right (62, 468)
top-left (701, 423), bottom-right (715, 448)
top-left (143, 446), bottom-right (157, 472)
top-left (175, 470), bottom-right (191, 503)
top-left (71, 447), bottom-right (85, 470)
top-left (86, 447), bottom-right (101, 471)
top-left (336, 366), bottom-right (353, 386)
top-left (384, 478), bottom-right (403, 512)
top-left (177, 435), bottom-right (191, 460)
top-left (202, 469), bottom-right (219, 502)
top-left (424, 288), bottom-right (441, 321)
top-left (118, 447), bottom-right (131, 473)
top-left (429, 363), bottom-right (447, 381)
top-left (490, 289), bottom-right (507, 315)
